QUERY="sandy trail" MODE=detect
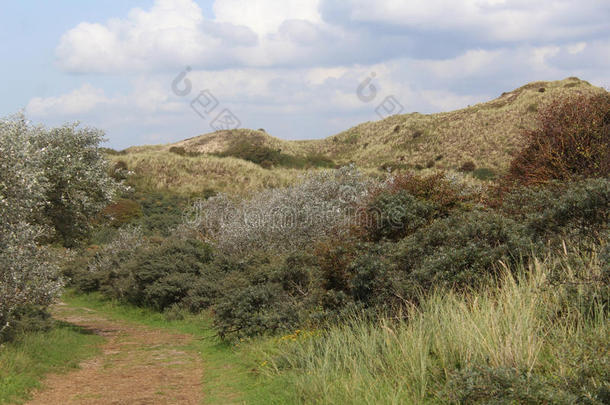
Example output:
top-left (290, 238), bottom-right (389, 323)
top-left (25, 303), bottom-right (204, 405)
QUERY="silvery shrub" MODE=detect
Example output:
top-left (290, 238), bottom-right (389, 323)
top-left (184, 165), bottom-right (377, 255)
top-left (0, 114), bottom-right (120, 333)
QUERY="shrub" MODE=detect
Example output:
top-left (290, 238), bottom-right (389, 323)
top-left (212, 253), bottom-right (311, 339)
top-left (73, 226), bottom-right (146, 294)
top-left (214, 282), bottom-right (300, 339)
top-left (508, 93), bottom-right (610, 185)
top-left (392, 210), bottom-right (531, 297)
top-left (100, 198), bottom-right (142, 227)
top-left (119, 238), bottom-right (213, 311)
top-left (501, 178), bottom-right (610, 242)
top-left (0, 116), bottom-right (64, 337)
top-left (0, 222), bottom-right (62, 339)
top-left (132, 191), bottom-right (190, 236)
top-left (443, 366), bottom-right (573, 404)
top-left (460, 161), bottom-right (476, 172)
top-left (358, 172), bottom-right (473, 241)
top-left (362, 191), bottom-right (437, 241)
top-left (0, 305), bottom-right (53, 343)
top-left (30, 122), bottom-right (122, 246)
top-left (185, 166), bottom-right (375, 255)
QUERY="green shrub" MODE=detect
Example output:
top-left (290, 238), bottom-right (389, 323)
top-left (359, 172), bottom-right (472, 241)
top-left (443, 366), bottom-right (573, 404)
top-left (0, 305), bottom-right (53, 343)
top-left (392, 210), bottom-right (531, 297)
top-left (209, 252), bottom-right (321, 339)
top-left (214, 282), bottom-right (300, 339)
top-left (121, 238), bottom-right (213, 311)
top-left (132, 191), bottom-right (191, 236)
top-left (364, 191), bottom-right (437, 241)
top-left (73, 226), bottom-right (146, 294)
top-left (501, 178), bottom-right (610, 241)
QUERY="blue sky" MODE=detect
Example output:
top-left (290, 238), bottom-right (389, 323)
top-left (1, 0), bottom-right (609, 149)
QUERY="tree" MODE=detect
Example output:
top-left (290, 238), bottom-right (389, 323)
top-left (0, 115), bottom-right (121, 336)
top-left (31, 123), bottom-right (121, 246)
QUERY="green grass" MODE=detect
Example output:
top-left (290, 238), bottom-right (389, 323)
top-left (259, 253), bottom-right (609, 404)
top-left (0, 322), bottom-right (103, 404)
top-left (61, 291), bottom-right (298, 404)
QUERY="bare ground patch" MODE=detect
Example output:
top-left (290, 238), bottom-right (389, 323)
top-left (25, 303), bottom-right (204, 405)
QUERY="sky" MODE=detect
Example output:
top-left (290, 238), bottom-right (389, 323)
top-left (1, 0), bottom-right (609, 149)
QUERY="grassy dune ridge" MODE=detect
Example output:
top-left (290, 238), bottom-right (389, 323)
top-left (109, 78), bottom-right (605, 195)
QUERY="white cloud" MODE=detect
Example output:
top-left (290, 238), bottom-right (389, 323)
top-left (56, 0), bottom-right (257, 73)
top-left (213, 0), bottom-right (322, 36)
top-left (26, 84), bottom-right (110, 116)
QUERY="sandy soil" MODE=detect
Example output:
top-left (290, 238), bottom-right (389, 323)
top-left (25, 303), bottom-right (204, 405)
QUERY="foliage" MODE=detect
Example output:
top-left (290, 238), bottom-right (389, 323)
top-left (185, 165), bottom-right (374, 255)
top-left (263, 253), bottom-right (608, 404)
top-left (80, 232), bottom-right (214, 312)
top-left (501, 178), bottom-right (610, 241)
top-left (0, 214), bottom-right (62, 340)
top-left (212, 253), bottom-right (315, 339)
top-left (30, 122), bottom-right (121, 246)
top-left (72, 226), bottom-right (147, 294)
top-left (217, 137), bottom-right (335, 169)
top-left (508, 93), bottom-right (610, 185)
top-left (392, 210), bottom-right (531, 296)
top-left (121, 238), bottom-right (213, 310)
top-left (359, 172), bottom-right (473, 241)
top-left (2, 116), bottom-right (123, 338)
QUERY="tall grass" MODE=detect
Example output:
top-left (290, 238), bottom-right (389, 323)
top-left (264, 251), bottom-right (608, 404)
top-left (109, 150), bottom-right (305, 195)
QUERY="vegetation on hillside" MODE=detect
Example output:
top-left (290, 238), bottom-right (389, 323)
top-left (107, 78), bottom-right (605, 197)
top-left (2, 84), bottom-right (609, 403)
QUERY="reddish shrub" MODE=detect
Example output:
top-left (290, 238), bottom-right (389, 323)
top-left (460, 161), bottom-right (476, 172)
top-left (507, 93), bottom-right (610, 186)
top-left (101, 198), bottom-right (142, 227)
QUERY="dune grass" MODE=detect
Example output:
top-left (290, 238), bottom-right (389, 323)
top-left (109, 150), bottom-right (305, 196)
top-left (259, 251), bottom-right (608, 404)
top-left (110, 78), bottom-right (607, 196)
top-left (0, 322), bottom-right (103, 404)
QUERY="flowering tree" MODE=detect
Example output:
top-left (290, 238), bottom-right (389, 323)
top-left (32, 123), bottom-right (121, 246)
top-left (0, 115), bottom-right (120, 335)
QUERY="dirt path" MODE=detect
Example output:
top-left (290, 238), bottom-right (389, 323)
top-left (25, 303), bottom-right (204, 405)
